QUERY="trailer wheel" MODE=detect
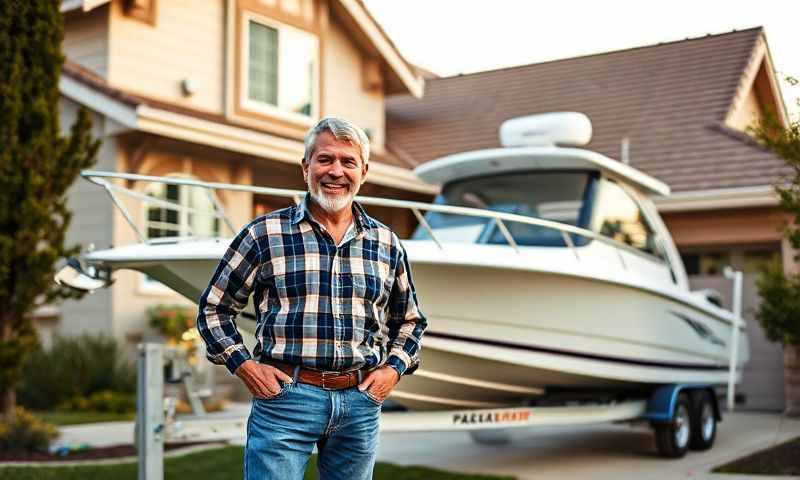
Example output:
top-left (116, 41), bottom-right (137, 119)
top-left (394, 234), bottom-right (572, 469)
top-left (689, 390), bottom-right (716, 451)
top-left (469, 429), bottom-right (511, 445)
top-left (654, 392), bottom-right (691, 458)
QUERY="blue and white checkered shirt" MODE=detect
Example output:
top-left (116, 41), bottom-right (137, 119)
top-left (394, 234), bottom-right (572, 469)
top-left (197, 195), bottom-right (427, 378)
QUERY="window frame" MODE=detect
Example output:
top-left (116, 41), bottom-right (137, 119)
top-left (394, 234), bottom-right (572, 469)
top-left (240, 11), bottom-right (320, 126)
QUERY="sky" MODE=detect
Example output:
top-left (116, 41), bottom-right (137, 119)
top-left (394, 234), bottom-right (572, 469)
top-left (363, 0), bottom-right (800, 119)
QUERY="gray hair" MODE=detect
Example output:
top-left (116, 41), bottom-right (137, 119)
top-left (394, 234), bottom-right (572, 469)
top-left (303, 117), bottom-right (370, 165)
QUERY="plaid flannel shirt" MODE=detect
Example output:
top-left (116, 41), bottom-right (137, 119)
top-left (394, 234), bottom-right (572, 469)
top-left (197, 195), bottom-right (426, 378)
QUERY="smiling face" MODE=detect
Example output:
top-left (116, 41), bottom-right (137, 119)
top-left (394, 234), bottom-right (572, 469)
top-left (302, 130), bottom-right (368, 214)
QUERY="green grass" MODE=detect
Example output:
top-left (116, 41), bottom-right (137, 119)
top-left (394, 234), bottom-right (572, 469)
top-left (0, 446), bottom-right (514, 480)
top-left (34, 411), bottom-right (135, 426)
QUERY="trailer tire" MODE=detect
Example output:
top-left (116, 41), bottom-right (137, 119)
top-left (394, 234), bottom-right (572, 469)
top-left (469, 429), bottom-right (512, 445)
top-left (689, 390), bottom-right (716, 451)
top-left (654, 392), bottom-right (691, 458)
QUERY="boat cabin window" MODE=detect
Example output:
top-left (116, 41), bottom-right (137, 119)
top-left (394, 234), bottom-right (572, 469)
top-left (591, 179), bottom-right (661, 258)
top-left (412, 171), bottom-right (596, 246)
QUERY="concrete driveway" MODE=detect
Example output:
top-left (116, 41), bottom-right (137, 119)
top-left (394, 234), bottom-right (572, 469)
top-left (376, 412), bottom-right (800, 480)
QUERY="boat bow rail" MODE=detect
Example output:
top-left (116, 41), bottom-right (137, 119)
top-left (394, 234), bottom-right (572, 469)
top-left (82, 169), bottom-right (659, 270)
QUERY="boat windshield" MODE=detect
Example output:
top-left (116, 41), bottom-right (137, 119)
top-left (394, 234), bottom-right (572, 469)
top-left (412, 171), bottom-right (596, 246)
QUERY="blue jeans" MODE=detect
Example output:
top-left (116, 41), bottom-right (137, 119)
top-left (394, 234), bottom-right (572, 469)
top-left (244, 377), bottom-right (382, 480)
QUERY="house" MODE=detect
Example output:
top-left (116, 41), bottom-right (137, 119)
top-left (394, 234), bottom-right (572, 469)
top-left (45, 0), bottom-right (436, 356)
top-left (384, 27), bottom-right (791, 411)
top-left (48, 1), bottom-right (789, 411)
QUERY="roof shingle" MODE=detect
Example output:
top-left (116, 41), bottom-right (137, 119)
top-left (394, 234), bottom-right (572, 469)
top-left (386, 27), bottom-right (790, 192)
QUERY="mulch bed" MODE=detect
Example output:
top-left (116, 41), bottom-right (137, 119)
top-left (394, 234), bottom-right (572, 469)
top-left (713, 436), bottom-right (800, 476)
top-left (0, 441), bottom-right (215, 463)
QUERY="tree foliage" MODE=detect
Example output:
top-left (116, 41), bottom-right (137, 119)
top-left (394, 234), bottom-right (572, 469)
top-left (0, 0), bottom-right (99, 413)
top-left (753, 83), bottom-right (800, 347)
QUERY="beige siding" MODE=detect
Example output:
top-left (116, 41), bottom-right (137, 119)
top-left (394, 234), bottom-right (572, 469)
top-left (322, 18), bottom-right (385, 152)
top-left (107, 0), bottom-right (225, 113)
top-left (58, 97), bottom-right (115, 336)
top-left (63, 7), bottom-right (109, 76)
top-left (729, 87), bottom-right (764, 132)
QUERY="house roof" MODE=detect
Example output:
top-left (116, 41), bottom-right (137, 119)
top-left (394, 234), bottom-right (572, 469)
top-left (60, 61), bottom-right (436, 194)
top-left (386, 28), bottom-right (791, 194)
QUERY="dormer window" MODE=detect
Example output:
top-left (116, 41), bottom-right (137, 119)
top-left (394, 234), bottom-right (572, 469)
top-left (242, 13), bottom-right (318, 123)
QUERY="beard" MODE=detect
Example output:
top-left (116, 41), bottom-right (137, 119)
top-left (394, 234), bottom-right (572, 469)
top-left (307, 176), bottom-right (361, 213)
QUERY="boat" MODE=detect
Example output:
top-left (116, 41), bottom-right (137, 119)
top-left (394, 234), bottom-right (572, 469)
top-left (60, 112), bottom-right (749, 412)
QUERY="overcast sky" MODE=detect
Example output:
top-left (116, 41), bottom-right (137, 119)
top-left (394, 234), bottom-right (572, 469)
top-left (363, 0), bottom-right (799, 119)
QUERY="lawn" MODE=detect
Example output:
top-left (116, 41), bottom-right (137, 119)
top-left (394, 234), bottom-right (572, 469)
top-left (0, 446), bottom-right (515, 480)
top-left (35, 411), bottom-right (135, 426)
top-left (713, 436), bottom-right (800, 476)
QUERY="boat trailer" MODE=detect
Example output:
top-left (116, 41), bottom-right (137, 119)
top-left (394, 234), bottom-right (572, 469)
top-left (136, 343), bottom-right (726, 480)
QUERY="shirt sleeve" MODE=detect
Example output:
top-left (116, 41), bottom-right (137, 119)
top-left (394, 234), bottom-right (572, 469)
top-left (196, 222), bottom-right (262, 374)
top-left (385, 239), bottom-right (427, 377)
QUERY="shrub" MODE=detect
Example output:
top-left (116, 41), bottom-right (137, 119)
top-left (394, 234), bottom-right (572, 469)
top-left (17, 334), bottom-right (136, 411)
top-left (0, 407), bottom-right (58, 451)
top-left (148, 304), bottom-right (196, 342)
top-left (756, 259), bottom-right (800, 346)
top-left (58, 390), bottom-right (136, 414)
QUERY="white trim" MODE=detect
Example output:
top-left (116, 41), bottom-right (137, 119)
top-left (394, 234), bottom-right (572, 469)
top-left (136, 106), bottom-right (438, 194)
top-left (59, 75), bottom-right (138, 132)
top-left (136, 105), bottom-right (304, 163)
top-left (60, 0), bottom-right (111, 13)
top-left (338, 0), bottom-right (424, 99)
top-left (240, 11), bottom-right (320, 125)
top-left (653, 185), bottom-right (778, 212)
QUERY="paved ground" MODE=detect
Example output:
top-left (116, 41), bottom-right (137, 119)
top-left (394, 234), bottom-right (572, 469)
top-left (376, 412), bottom-right (800, 480)
top-left (57, 408), bottom-right (799, 479)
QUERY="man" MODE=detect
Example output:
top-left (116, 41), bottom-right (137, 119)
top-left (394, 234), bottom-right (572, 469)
top-left (196, 117), bottom-right (427, 479)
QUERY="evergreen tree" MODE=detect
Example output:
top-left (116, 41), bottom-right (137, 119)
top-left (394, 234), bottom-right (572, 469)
top-left (0, 0), bottom-right (99, 415)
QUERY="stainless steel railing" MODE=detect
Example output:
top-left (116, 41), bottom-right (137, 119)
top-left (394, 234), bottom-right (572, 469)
top-left (81, 169), bottom-right (645, 267)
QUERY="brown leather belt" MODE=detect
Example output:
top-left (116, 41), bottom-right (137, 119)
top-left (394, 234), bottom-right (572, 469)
top-left (265, 359), bottom-right (362, 391)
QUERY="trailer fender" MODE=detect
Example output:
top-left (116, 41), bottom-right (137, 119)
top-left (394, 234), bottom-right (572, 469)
top-left (642, 385), bottom-right (721, 423)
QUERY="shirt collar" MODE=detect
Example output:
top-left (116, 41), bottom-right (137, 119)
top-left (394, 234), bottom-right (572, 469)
top-left (292, 193), bottom-right (378, 232)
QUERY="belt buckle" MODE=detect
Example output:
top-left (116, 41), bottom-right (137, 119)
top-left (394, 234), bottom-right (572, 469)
top-left (320, 371), bottom-right (337, 390)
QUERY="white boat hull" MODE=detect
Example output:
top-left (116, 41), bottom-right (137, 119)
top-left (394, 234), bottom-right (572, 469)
top-left (85, 238), bottom-right (749, 411)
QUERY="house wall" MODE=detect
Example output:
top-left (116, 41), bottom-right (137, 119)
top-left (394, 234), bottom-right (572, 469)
top-left (322, 17), bottom-right (385, 152)
top-left (57, 97), bottom-right (116, 336)
top-left (107, 0), bottom-right (225, 114)
top-left (63, 6), bottom-right (109, 76)
top-left (728, 87), bottom-right (764, 133)
top-left (662, 207), bottom-right (785, 248)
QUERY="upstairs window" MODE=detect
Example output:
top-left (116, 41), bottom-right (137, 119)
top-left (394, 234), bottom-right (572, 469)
top-left (243, 15), bottom-right (318, 121)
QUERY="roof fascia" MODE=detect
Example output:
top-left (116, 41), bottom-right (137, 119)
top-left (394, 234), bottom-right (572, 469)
top-left (337, 0), bottom-right (424, 98)
top-left (59, 74), bottom-right (139, 131)
top-left (653, 185), bottom-right (778, 212)
top-left (60, 70), bottom-right (436, 193)
top-left (137, 106), bottom-right (437, 193)
top-left (724, 31), bottom-right (790, 129)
